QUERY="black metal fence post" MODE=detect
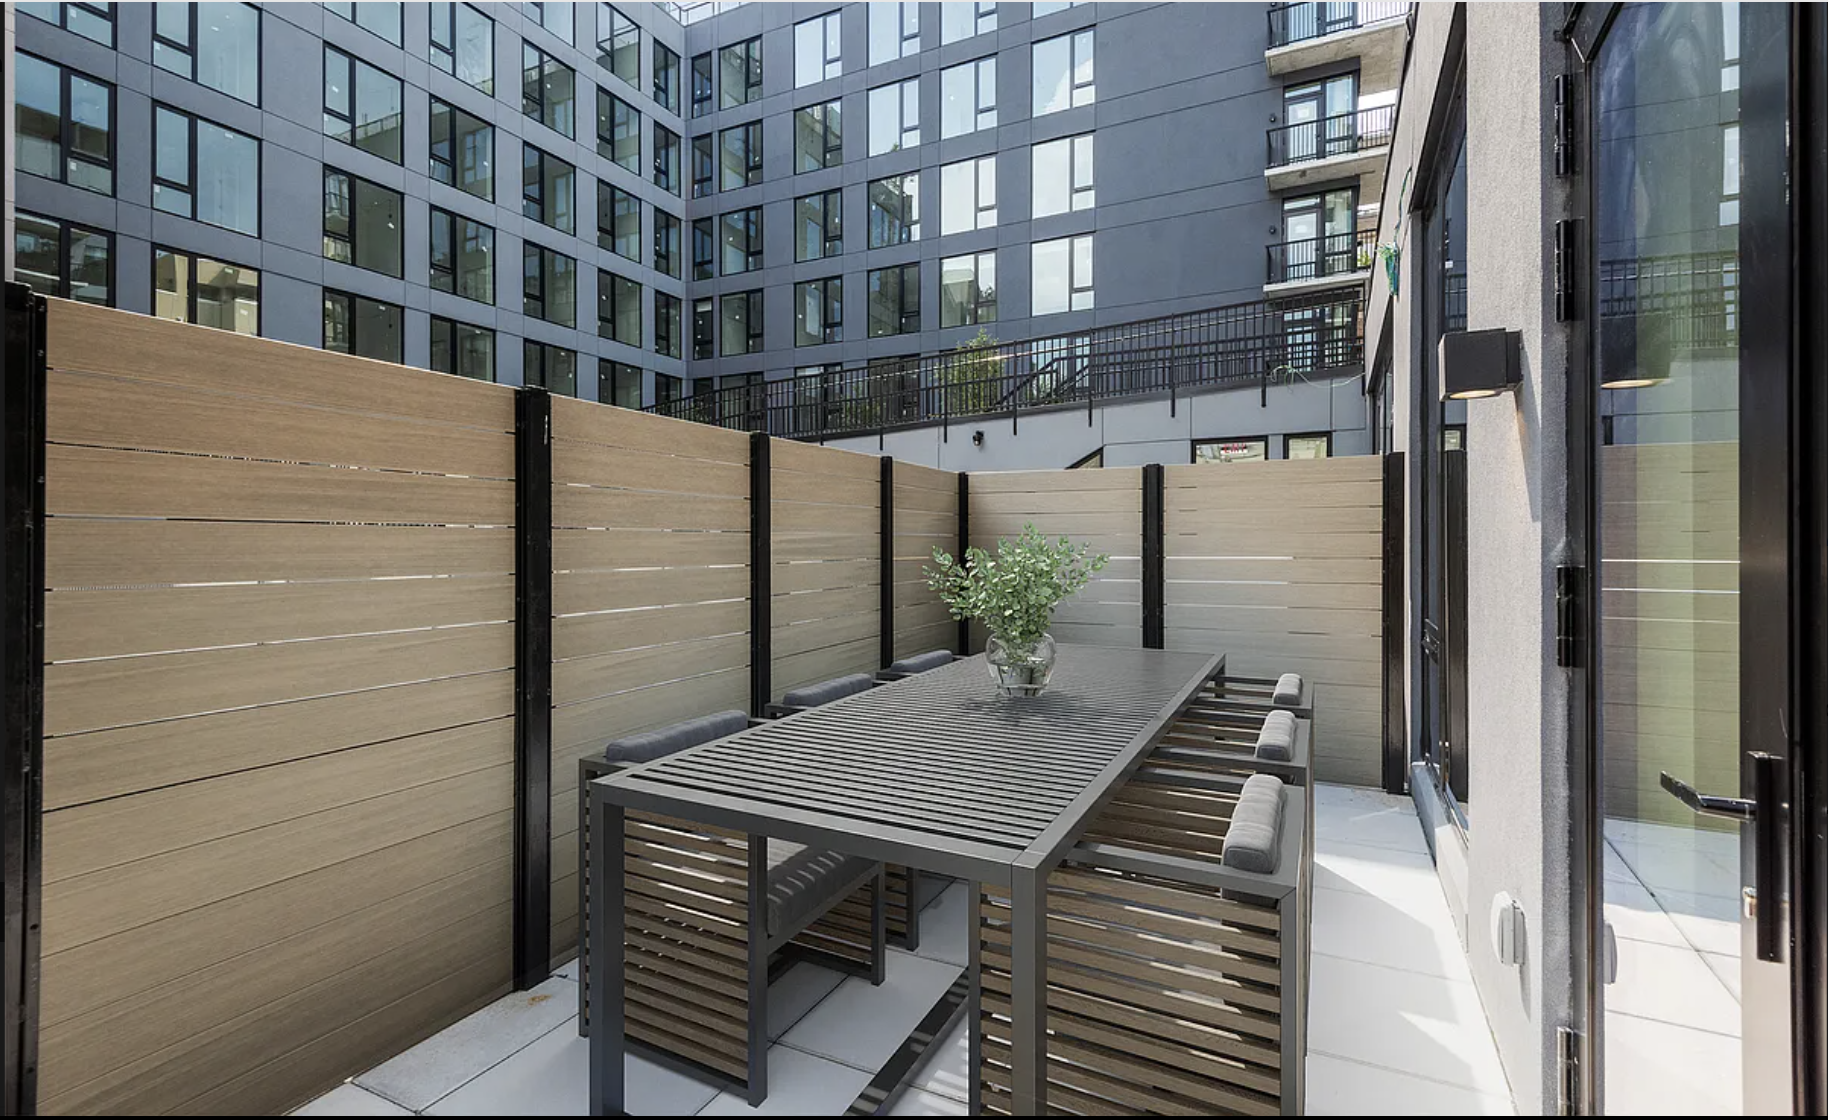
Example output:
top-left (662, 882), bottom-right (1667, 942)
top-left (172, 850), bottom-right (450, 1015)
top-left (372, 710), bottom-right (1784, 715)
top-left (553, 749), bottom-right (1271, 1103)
top-left (3, 283), bottom-right (47, 1118)
top-left (513, 387), bottom-right (553, 990)
top-left (880, 457), bottom-right (895, 669)
top-left (956, 472), bottom-right (971, 655)
top-left (1381, 451), bottom-right (1408, 794)
top-left (1142, 464), bottom-right (1166, 649)
top-left (750, 432), bottom-right (772, 714)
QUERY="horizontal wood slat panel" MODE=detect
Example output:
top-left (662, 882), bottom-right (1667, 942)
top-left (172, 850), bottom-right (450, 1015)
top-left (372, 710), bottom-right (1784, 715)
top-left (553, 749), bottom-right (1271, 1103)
top-left (774, 584), bottom-right (877, 627)
top-left (775, 531), bottom-right (879, 562)
top-left (770, 439), bottom-right (881, 479)
top-left (773, 638), bottom-right (879, 700)
top-left (891, 460), bottom-right (957, 493)
top-left (774, 611), bottom-right (877, 660)
top-left (553, 440), bottom-right (748, 497)
top-left (551, 668), bottom-right (749, 761)
top-left (554, 486), bottom-right (748, 531)
top-left (551, 395), bottom-right (750, 463)
top-left (773, 468), bottom-right (879, 507)
top-left (554, 528), bottom-right (749, 572)
top-left (774, 558), bottom-right (876, 595)
top-left (553, 600), bottom-right (750, 661)
top-left (969, 467), bottom-right (1143, 493)
top-left (773, 501), bottom-right (880, 536)
top-left (554, 632), bottom-right (749, 706)
top-left (553, 565), bottom-right (747, 616)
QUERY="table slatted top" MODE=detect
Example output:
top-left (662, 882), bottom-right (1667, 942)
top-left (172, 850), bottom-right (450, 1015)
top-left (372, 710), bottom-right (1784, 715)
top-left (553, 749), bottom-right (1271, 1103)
top-left (597, 645), bottom-right (1222, 881)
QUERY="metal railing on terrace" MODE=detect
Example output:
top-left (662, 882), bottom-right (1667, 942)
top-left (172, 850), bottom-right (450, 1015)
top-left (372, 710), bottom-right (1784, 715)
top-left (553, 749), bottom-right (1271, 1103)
top-left (661, 1), bottom-right (747, 26)
top-left (1267, 229), bottom-right (1379, 285)
top-left (1267, 105), bottom-right (1397, 169)
top-left (647, 292), bottom-right (1365, 440)
top-left (1268, 1), bottom-right (1411, 49)
top-left (1598, 251), bottom-right (1739, 352)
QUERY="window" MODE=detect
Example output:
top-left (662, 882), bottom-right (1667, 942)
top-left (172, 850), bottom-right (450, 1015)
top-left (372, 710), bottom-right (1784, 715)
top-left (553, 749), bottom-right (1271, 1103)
top-left (1032, 234), bottom-right (1093, 314)
top-left (523, 340), bottom-right (577, 396)
top-left (692, 133), bottom-right (716, 198)
top-left (152, 106), bottom-right (260, 235)
top-left (720, 290), bottom-right (764, 356)
top-left (323, 168), bottom-right (404, 278)
top-left (431, 3), bottom-right (494, 93)
top-left (16, 54), bottom-right (113, 195)
top-left (522, 1), bottom-right (572, 45)
top-left (19, 3), bottom-right (113, 46)
top-left (869, 264), bottom-right (920, 337)
top-left (941, 58), bottom-right (997, 139)
top-left (941, 2), bottom-right (996, 44)
top-left (720, 122), bottom-right (763, 191)
top-left (153, 2), bottom-right (259, 104)
top-left (720, 37), bottom-right (763, 109)
top-left (655, 292), bottom-right (683, 358)
top-left (1032, 1), bottom-right (1082, 17)
top-left (869, 2), bottom-right (919, 65)
top-left (692, 219), bottom-right (716, 281)
top-left (322, 289), bottom-right (403, 363)
top-left (868, 174), bottom-right (920, 247)
top-left (1286, 433), bottom-right (1331, 460)
top-left (523, 43), bottom-right (576, 138)
top-left (324, 47), bottom-right (404, 163)
top-left (14, 211), bottom-right (111, 306)
top-left (654, 42), bottom-right (681, 111)
top-left (869, 79), bottom-right (920, 155)
top-left (654, 210), bottom-right (682, 278)
top-left (1192, 438), bottom-right (1267, 465)
top-left (597, 90), bottom-right (641, 172)
top-left (522, 145), bottom-right (576, 234)
top-left (654, 124), bottom-right (681, 193)
top-left (1033, 29), bottom-right (1094, 115)
top-left (692, 297), bottom-right (715, 359)
top-left (691, 52), bottom-right (715, 118)
top-left (795, 190), bottom-right (843, 262)
top-left (602, 360), bottom-right (643, 408)
top-left (522, 242), bottom-right (577, 327)
top-left (429, 207), bottom-right (495, 303)
top-left (940, 156), bottom-right (996, 234)
top-left (796, 11), bottom-right (843, 87)
top-left (653, 372), bottom-right (682, 407)
top-left (599, 183), bottom-right (640, 260)
top-left (795, 101), bottom-right (843, 173)
top-left (325, 2), bottom-right (402, 45)
top-left (941, 252), bottom-right (997, 327)
top-left (598, 5), bottom-right (639, 85)
top-left (152, 248), bottom-right (259, 335)
top-left (431, 99), bottom-right (494, 200)
top-left (1068, 448), bottom-right (1104, 469)
top-left (1032, 133), bottom-right (1094, 216)
top-left (430, 317), bottom-right (496, 381)
top-left (720, 207), bottom-right (764, 275)
top-left (600, 272), bottom-right (642, 346)
top-left (795, 277), bottom-right (842, 347)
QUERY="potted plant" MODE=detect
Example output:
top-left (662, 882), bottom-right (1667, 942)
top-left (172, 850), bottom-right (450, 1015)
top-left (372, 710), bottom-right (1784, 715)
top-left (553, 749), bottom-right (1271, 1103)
top-left (926, 524), bottom-right (1110, 698)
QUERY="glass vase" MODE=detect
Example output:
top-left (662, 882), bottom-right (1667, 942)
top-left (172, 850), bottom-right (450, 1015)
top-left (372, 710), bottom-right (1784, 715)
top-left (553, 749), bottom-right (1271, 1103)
top-left (985, 633), bottom-right (1057, 698)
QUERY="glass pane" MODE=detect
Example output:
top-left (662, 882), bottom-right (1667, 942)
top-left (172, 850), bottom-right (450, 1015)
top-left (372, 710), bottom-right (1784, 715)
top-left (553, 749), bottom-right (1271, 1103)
top-left (15, 56), bottom-right (61, 182)
top-left (355, 181), bottom-right (404, 278)
top-left (13, 213), bottom-right (61, 297)
top-left (199, 2), bottom-right (260, 103)
top-left (197, 123), bottom-right (260, 235)
top-left (1033, 238), bottom-right (1069, 316)
top-left (194, 258), bottom-right (260, 335)
top-left (1193, 439), bottom-right (1267, 464)
top-left (354, 63), bottom-right (403, 162)
top-left (152, 250), bottom-right (189, 323)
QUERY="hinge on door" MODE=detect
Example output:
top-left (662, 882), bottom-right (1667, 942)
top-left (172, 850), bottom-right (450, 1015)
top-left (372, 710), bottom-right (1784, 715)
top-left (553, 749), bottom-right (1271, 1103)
top-left (1553, 73), bottom-right (1575, 177)
top-left (1555, 565), bottom-right (1584, 668)
top-left (1557, 1026), bottom-right (1583, 1114)
top-left (1553, 220), bottom-right (1578, 322)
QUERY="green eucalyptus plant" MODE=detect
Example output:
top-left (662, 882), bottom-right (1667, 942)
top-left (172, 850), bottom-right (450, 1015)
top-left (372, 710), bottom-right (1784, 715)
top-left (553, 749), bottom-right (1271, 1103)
top-left (925, 524), bottom-right (1110, 654)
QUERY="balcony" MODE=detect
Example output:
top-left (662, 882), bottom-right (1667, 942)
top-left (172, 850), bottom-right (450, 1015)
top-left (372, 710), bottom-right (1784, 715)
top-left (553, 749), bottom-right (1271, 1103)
top-left (1267, 228), bottom-right (1379, 295)
top-left (1266, 104), bottom-right (1395, 194)
top-left (1267, 2), bottom-right (1411, 90)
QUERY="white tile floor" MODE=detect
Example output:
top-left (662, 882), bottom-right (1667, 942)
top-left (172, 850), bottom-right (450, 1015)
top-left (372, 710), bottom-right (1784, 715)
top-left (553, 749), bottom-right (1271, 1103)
top-left (296, 783), bottom-right (1514, 1117)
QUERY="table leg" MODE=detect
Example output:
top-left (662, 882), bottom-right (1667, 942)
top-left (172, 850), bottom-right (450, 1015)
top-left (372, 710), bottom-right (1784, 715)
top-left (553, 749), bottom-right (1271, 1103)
top-left (587, 791), bottom-right (625, 1115)
top-left (1008, 868), bottom-right (1047, 1116)
top-left (967, 881), bottom-right (983, 1117)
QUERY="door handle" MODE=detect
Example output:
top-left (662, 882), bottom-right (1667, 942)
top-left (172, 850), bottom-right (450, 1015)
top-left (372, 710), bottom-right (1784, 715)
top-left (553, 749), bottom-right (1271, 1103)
top-left (1658, 753), bottom-right (1785, 962)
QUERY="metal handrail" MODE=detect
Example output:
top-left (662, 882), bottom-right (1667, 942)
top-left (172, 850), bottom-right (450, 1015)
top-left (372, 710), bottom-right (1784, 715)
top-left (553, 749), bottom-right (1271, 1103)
top-left (647, 291), bottom-right (1366, 440)
top-left (1266, 104), bottom-right (1397, 169)
top-left (1266, 229), bottom-right (1379, 284)
top-left (1267, 2), bottom-right (1411, 49)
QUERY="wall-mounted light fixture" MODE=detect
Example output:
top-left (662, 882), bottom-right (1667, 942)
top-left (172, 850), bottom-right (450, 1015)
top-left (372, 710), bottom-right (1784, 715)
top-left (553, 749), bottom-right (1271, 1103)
top-left (1598, 313), bottom-right (1671, 389)
top-left (972, 429), bottom-right (985, 447)
top-left (1439, 327), bottom-right (1523, 401)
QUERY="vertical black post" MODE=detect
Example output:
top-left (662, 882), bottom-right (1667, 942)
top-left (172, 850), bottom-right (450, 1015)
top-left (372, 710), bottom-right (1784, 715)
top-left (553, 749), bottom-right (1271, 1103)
top-left (1141, 463), bottom-right (1166, 649)
top-left (750, 432), bottom-right (772, 714)
top-left (2, 284), bottom-right (47, 1119)
top-left (955, 471), bottom-right (971, 655)
top-left (1381, 452), bottom-right (1408, 794)
top-left (879, 456), bottom-right (896, 669)
top-left (513, 386), bottom-right (553, 991)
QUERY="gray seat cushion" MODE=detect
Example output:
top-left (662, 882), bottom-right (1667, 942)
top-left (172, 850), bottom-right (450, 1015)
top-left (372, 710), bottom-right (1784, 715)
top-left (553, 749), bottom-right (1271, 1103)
top-left (603, 709), bottom-right (748, 764)
top-left (1271, 672), bottom-right (1304, 707)
top-left (1255, 710), bottom-right (1298, 761)
top-left (781, 672), bottom-right (875, 709)
top-left (1222, 773), bottom-right (1285, 874)
top-left (887, 649), bottom-right (954, 675)
top-left (765, 839), bottom-right (875, 937)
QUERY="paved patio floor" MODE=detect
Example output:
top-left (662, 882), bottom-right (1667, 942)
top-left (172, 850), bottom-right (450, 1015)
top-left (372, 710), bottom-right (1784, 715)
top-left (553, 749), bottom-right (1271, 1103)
top-left (295, 783), bottom-right (1514, 1116)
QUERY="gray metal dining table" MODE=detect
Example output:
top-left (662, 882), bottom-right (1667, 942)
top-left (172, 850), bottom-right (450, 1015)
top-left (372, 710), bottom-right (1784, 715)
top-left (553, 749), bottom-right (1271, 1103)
top-left (585, 643), bottom-right (1225, 1116)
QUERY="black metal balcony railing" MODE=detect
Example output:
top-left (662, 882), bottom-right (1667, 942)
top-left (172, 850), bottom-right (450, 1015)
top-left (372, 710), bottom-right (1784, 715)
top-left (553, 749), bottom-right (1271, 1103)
top-left (1267, 229), bottom-right (1379, 285)
top-left (1267, 2), bottom-right (1411, 49)
top-left (648, 292), bottom-right (1366, 441)
top-left (1598, 251), bottom-right (1739, 352)
top-left (1266, 105), bottom-right (1396, 169)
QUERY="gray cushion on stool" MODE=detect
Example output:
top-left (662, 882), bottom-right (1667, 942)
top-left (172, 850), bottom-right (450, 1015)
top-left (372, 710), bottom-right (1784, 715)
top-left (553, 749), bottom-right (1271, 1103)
top-left (1256, 710), bottom-right (1298, 761)
top-left (604, 709), bottom-right (748, 764)
top-left (765, 839), bottom-right (876, 937)
top-left (1222, 774), bottom-right (1285, 874)
top-left (1271, 672), bottom-right (1304, 707)
top-left (887, 649), bottom-right (954, 675)
top-left (782, 672), bottom-right (875, 709)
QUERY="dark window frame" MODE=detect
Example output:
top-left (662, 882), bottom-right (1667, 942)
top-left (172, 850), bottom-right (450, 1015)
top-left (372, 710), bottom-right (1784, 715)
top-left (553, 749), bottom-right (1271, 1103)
top-left (1284, 431), bottom-right (1334, 459)
top-left (17, 53), bottom-right (115, 195)
top-left (654, 123), bottom-right (682, 194)
top-left (720, 206), bottom-right (764, 275)
top-left (691, 51), bottom-right (715, 118)
top-left (429, 314), bottom-right (498, 381)
top-left (718, 36), bottom-right (763, 109)
top-left (430, 2), bottom-right (495, 93)
top-left (598, 181), bottom-right (641, 262)
top-left (597, 88), bottom-right (642, 172)
top-left (720, 289), bottom-right (765, 356)
top-left (1190, 436), bottom-right (1269, 465)
top-left (521, 40), bottom-right (577, 139)
top-left (151, 102), bottom-right (262, 236)
top-left (940, 249), bottom-right (997, 328)
top-left (522, 338), bottom-right (578, 396)
top-left (654, 291), bottom-right (683, 358)
top-left (692, 132), bottom-right (716, 199)
top-left (941, 55), bottom-right (998, 139)
top-left (867, 173), bottom-right (920, 248)
top-left (691, 296), bottom-right (715, 359)
top-left (598, 269), bottom-right (643, 347)
top-left (795, 275), bottom-right (843, 347)
top-left (597, 4), bottom-right (640, 86)
top-left (797, 10), bottom-right (844, 86)
top-left (869, 77), bottom-right (922, 155)
top-left (795, 189), bottom-right (843, 262)
top-left (322, 166), bottom-right (405, 279)
top-left (868, 262), bottom-right (921, 337)
top-left (325, 1), bottom-right (403, 46)
top-left (152, 244), bottom-right (261, 335)
top-left (430, 97), bottom-right (495, 201)
top-left (655, 371), bottom-right (684, 406)
top-left (521, 143), bottom-right (576, 234)
top-left (522, 1), bottom-right (573, 46)
top-left (324, 45), bottom-right (404, 163)
top-left (654, 209), bottom-right (682, 279)
top-left (654, 41), bottom-right (681, 112)
top-left (795, 99), bottom-right (843, 173)
top-left (152, 2), bottom-right (261, 105)
top-left (869, 2), bottom-right (919, 66)
top-left (13, 209), bottom-right (113, 305)
top-left (719, 120), bottom-right (764, 191)
top-left (20, 2), bottom-right (114, 46)
top-left (322, 286), bottom-right (405, 363)
top-left (429, 205), bottom-right (496, 304)
top-left (522, 240), bottom-right (577, 327)
top-left (601, 359), bottom-right (644, 408)
top-left (692, 218), bottom-right (716, 281)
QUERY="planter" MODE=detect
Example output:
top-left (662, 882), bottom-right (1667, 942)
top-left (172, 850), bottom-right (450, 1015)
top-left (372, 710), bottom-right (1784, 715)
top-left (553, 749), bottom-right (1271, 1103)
top-left (986, 633), bottom-right (1057, 698)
